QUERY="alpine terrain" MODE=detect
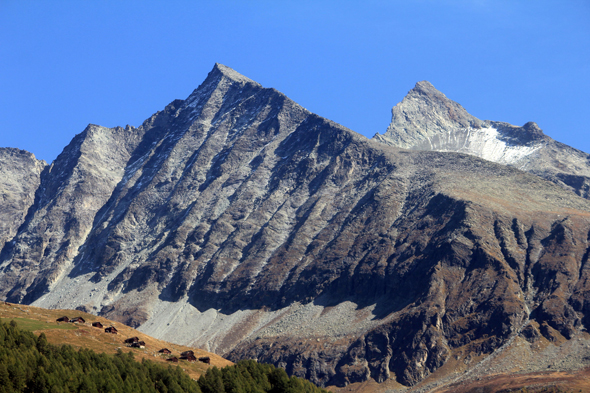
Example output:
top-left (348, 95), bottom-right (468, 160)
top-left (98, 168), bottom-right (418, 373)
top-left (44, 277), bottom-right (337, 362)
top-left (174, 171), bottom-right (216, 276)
top-left (1, 64), bottom-right (590, 390)
top-left (374, 80), bottom-right (590, 199)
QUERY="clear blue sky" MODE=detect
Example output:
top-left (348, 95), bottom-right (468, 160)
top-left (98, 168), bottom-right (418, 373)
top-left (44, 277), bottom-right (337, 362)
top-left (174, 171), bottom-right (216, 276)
top-left (1, 1), bottom-right (589, 163)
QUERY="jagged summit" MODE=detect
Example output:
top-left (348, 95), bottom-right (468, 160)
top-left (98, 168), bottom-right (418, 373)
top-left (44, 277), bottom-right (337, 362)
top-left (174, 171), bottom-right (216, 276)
top-left (191, 62), bottom-right (259, 93)
top-left (180, 63), bottom-right (265, 115)
top-left (212, 62), bottom-right (258, 84)
top-left (374, 81), bottom-right (553, 152)
top-left (373, 81), bottom-right (590, 198)
top-left (0, 147), bottom-right (46, 256)
top-left (0, 147), bottom-right (41, 160)
top-left (2, 65), bottom-right (590, 389)
top-left (412, 80), bottom-right (442, 95)
top-left (374, 80), bottom-right (482, 149)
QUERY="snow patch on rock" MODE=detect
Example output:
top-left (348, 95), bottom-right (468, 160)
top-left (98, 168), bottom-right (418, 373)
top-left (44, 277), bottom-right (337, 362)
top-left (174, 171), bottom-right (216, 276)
top-left (410, 126), bottom-right (543, 165)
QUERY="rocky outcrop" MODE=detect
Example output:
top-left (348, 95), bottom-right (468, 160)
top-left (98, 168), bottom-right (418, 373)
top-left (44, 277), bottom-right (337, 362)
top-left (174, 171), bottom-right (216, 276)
top-left (225, 157), bottom-right (590, 386)
top-left (0, 148), bottom-right (45, 253)
top-left (374, 81), bottom-right (590, 199)
top-left (0, 124), bottom-right (148, 303)
top-left (374, 81), bottom-right (485, 149)
top-left (1, 65), bottom-right (590, 388)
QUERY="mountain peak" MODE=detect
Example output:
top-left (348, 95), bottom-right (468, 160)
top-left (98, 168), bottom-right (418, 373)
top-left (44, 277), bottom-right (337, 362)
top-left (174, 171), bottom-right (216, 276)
top-left (407, 80), bottom-right (464, 110)
top-left (412, 80), bottom-right (439, 94)
top-left (373, 82), bottom-right (572, 171)
top-left (373, 81), bottom-right (482, 149)
top-left (182, 64), bottom-right (261, 111)
top-left (183, 63), bottom-right (261, 112)
top-left (212, 63), bottom-right (258, 85)
top-left (3, 65), bottom-right (590, 390)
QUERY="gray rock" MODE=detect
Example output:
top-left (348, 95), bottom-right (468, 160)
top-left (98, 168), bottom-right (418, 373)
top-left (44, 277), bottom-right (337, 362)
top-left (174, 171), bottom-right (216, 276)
top-left (1, 65), bottom-right (590, 388)
top-left (374, 81), bottom-right (590, 198)
top-left (0, 148), bottom-right (45, 254)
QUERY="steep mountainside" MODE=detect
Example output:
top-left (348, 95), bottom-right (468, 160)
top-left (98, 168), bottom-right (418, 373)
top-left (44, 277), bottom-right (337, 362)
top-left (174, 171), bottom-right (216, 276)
top-left (1, 65), bottom-right (590, 389)
top-left (0, 148), bottom-right (45, 253)
top-left (373, 81), bottom-right (590, 199)
top-left (0, 124), bottom-right (149, 304)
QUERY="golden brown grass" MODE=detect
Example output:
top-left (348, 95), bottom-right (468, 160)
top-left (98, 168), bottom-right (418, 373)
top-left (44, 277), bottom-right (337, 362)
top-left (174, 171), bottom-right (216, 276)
top-left (0, 302), bottom-right (232, 380)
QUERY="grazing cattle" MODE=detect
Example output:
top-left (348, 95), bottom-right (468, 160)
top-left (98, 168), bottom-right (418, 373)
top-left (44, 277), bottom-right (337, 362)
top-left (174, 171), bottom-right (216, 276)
top-left (56, 316), bottom-right (69, 322)
top-left (158, 348), bottom-right (171, 354)
top-left (198, 356), bottom-right (211, 364)
top-left (105, 326), bottom-right (118, 334)
top-left (91, 322), bottom-right (103, 328)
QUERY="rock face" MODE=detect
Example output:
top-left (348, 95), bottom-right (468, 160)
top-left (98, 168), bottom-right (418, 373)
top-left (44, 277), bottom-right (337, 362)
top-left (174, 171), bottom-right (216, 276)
top-left (0, 124), bottom-right (148, 304)
top-left (0, 148), bottom-right (46, 254)
top-left (1, 65), bottom-right (590, 388)
top-left (374, 81), bottom-right (590, 199)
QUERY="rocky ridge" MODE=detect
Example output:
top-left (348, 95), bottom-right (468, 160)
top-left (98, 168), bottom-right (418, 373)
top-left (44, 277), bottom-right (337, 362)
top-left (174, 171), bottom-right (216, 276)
top-left (0, 124), bottom-right (148, 304)
top-left (374, 81), bottom-right (590, 199)
top-left (0, 65), bottom-right (590, 389)
top-left (0, 148), bottom-right (46, 253)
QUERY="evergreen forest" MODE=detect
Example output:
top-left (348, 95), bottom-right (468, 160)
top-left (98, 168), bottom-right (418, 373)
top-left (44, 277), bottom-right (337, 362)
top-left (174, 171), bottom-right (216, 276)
top-left (0, 318), bottom-right (327, 393)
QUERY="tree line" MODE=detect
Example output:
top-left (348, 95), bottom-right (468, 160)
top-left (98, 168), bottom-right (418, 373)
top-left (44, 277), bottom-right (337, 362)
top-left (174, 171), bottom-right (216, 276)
top-left (0, 318), bottom-right (327, 393)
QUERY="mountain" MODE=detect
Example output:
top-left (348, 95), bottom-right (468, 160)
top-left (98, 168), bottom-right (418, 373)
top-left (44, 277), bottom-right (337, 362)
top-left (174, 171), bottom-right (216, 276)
top-left (373, 81), bottom-right (590, 199)
top-left (0, 148), bottom-right (45, 253)
top-left (0, 123), bottom-right (147, 304)
top-left (1, 65), bottom-right (590, 390)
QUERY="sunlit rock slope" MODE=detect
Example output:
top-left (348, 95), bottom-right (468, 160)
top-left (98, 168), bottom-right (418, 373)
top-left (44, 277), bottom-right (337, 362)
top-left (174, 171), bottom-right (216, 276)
top-left (374, 81), bottom-right (590, 199)
top-left (1, 65), bottom-right (590, 388)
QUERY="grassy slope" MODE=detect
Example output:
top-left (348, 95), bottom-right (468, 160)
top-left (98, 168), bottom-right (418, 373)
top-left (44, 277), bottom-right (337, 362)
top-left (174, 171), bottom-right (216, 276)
top-left (0, 302), bottom-right (232, 380)
top-left (5, 302), bottom-right (589, 392)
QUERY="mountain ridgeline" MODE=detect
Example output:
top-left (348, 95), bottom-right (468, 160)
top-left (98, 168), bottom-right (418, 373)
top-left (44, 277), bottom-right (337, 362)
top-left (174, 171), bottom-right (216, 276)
top-left (1, 64), bottom-right (590, 388)
top-left (373, 80), bottom-right (590, 198)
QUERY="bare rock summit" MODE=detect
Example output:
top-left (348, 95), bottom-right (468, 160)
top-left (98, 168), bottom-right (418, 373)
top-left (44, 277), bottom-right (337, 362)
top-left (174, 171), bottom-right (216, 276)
top-left (374, 81), bottom-right (590, 198)
top-left (1, 65), bottom-right (590, 390)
